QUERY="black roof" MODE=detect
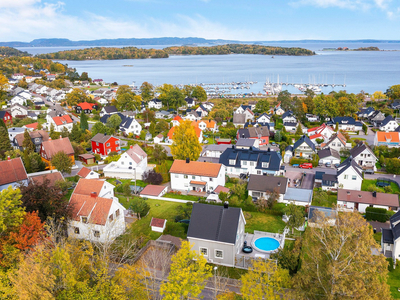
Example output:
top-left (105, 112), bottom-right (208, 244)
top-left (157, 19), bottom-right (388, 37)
top-left (349, 142), bottom-right (373, 159)
top-left (395, 126), bottom-right (400, 132)
top-left (315, 171), bottom-right (325, 180)
top-left (0, 111), bottom-right (8, 118)
top-left (382, 228), bottom-right (394, 244)
top-left (390, 210), bottom-right (400, 241)
top-left (283, 122), bottom-right (298, 127)
top-left (103, 106), bottom-right (118, 113)
top-left (247, 174), bottom-right (288, 194)
top-left (391, 100), bottom-right (400, 109)
top-left (185, 97), bottom-right (194, 104)
top-left (293, 135), bottom-right (315, 152)
top-left (240, 105), bottom-right (252, 111)
top-left (329, 116), bottom-right (360, 125)
top-left (358, 107), bottom-right (374, 115)
top-left (380, 115), bottom-right (395, 127)
top-left (244, 122), bottom-right (271, 129)
top-left (318, 147), bottom-right (340, 159)
top-left (119, 116), bottom-right (135, 130)
top-left (281, 110), bottom-right (293, 119)
top-left (187, 203), bottom-right (241, 244)
top-left (100, 112), bottom-right (125, 124)
top-left (219, 147), bottom-right (282, 172)
top-left (337, 157), bottom-right (363, 178)
top-left (150, 98), bottom-right (162, 103)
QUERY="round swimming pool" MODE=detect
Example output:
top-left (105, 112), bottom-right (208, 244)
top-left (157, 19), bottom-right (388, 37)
top-left (253, 237), bottom-right (280, 252)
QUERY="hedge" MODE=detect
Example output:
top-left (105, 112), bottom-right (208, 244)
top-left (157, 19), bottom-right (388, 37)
top-left (365, 207), bottom-right (390, 223)
top-left (290, 156), bottom-right (319, 167)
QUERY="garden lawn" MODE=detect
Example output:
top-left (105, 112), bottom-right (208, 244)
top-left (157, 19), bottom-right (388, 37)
top-left (106, 178), bottom-right (147, 187)
top-left (362, 179), bottom-right (400, 194)
top-left (125, 199), bottom-right (187, 240)
top-left (245, 211), bottom-right (286, 234)
top-left (311, 191), bottom-right (337, 208)
top-left (388, 263), bottom-right (400, 299)
top-left (163, 193), bottom-right (204, 201)
top-left (207, 263), bottom-right (248, 279)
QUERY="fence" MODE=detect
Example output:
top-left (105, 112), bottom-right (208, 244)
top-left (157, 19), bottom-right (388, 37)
top-left (131, 240), bottom-right (176, 265)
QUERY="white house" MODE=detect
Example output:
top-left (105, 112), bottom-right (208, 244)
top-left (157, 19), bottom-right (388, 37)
top-left (148, 99), bottom-right (162, 109)
top-left (8, 127), bottom-right (30, 142)
top-left (100, 106), bottom-right (118, 117)
top-left (284, 135), bottom-right (316, 163)
top-left (195, 105), bottom-right (209, 117)
top-left (235, 105), bottom-right (252, 114)
top-left (382, 211), bottom-right (400, 265)
top-left (103, 145), bottom-right (148, 179)
top-left (282, 111), bottom-right (297, 123)
top-left (321, 132), bottom-right (349, 153)
top-left (337, 157), bottom-right (363, 191)
top-left (67, 179), bottom-right (126, 243)
top-left (153, 134), bottom-right (164, 144)
top-left (169, 159), bottom-right (225, 193)
top-left (150, 218), bottom-right (167, 232)
top-left (327, 117), bottom-right (362, 131)
top-left (49, 115), bottom-right (74, 132)
top-left (257, 113), bottom-right (271, 124)
top-left (10, 95), bottom-right (27, 106)
top-left (119, 116), bottom-right (142, 136)
top-left (317, 148), bottom-right (341, 165)
top-left (379, 115), bottom-right (399, 132)
top-left (247, 175), bottom-right (288, 203)
top-left (187, 202), bottom-right (246, 267)
top-left (185, 98), bottom-right (196, 108)
top-left (10, 104), bottom-right (29, 118)
top-left (77, 167), bottom-right (100, 179)
top-left (337, 189), bottom-right (398, 213)
top-left (192, 120), bottom-right (218, 132)
top-left (349, 142), bottom-right (377, 170)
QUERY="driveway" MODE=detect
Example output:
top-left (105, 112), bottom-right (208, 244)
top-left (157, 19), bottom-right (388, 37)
top-left (301, 173), bottom-right (315, 189)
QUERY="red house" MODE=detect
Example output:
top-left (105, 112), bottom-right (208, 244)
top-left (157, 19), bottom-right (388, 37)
top-left (0, 111), bottom-right (12, 125)
top-left (91, 133), bottom-right (121, 156)
top-left (76, 102), bottom-right (98, 114)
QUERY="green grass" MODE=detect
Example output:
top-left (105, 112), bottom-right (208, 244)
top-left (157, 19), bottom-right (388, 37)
top-left (373, 232), bottom-right (382, 244)
top-left (388, 260), bottom-right (400, 299)
top-left (124, 199), bottom-right (187, 240)
top-left (244, 204), bottom-right (286, 234)
top-left (106, 178), bottom-right (147, 187)
top-left (207, 263), bottom-right (248, 279)
top-left (311, 191), bottom-right (337, 208)
top-left (362, 179), bottom-right (400, 194)
top-left (163, 193), bottom-right (204, 201)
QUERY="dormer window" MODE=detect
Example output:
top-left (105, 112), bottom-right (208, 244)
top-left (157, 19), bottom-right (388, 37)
top-left (229, 159), bottom-right (236, 165)
top-left (262, 162), bottom-right (269, 168)
top-left (81, 216), bottom-right (88, 223)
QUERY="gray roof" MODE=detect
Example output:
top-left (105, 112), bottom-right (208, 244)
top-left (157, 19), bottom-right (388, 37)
top-left (318, 148), bottom-right (340, 160)
top-left (390, 210), bottom-right (400, 241)
top-left (247, 174), bottom-right (287, 194)
top-left (349, 142), bottom-right (374, 159)
top-left (283, 188), bottom-right (312, 203)
top-left (238, 126), bottom-right (269, 139)
top-left (293, 135), bottom-right (315, 152)
top-left (337, 157), bottom-right (363, 178)
top-left (236, 139), bottom-right (256, 147)
top-left (382, 228), bottom-right (394, 244)
top-left (91, 133), bottom-right (114, 143)
top-left (381, 115), bottom-right (395, 127)
top-left (103, 106), bottom-right (118, 114)
top-left (283, 122), bottom-right (298, 127)
top-left (202, 144), bottom-right (231, 153)
top-left (308, 206), bottom-right (336, 222)
top-left (187, 203), bottom-right (241, 244)
top-left (233, 113), bottom-right (246, 124)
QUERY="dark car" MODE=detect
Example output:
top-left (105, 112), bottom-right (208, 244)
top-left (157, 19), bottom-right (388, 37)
top-left (364, 169), bottom-right (374, 175)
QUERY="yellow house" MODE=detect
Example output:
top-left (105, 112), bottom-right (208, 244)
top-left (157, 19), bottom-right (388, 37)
top-left (40, 137), bottom-right (75, 170)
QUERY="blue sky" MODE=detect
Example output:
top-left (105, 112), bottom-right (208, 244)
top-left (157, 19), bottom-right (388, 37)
top-left (0, 0), bottom-right (399, 41)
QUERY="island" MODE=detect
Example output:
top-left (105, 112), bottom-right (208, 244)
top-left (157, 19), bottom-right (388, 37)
top-left (0, 46), bottom-right (31, 57)
top-left (36, 44), bottom-right (315, 61)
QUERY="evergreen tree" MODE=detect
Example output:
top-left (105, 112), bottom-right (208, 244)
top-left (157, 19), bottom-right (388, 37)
top-left (69, 123), bottom-right (82, 143)
top-left (61, 127), bottom-right (69, 138)
top-left (23, 150), bottom-right (31, 173)
top-left (0, 119), bottom-right (7, 130)
top-left (22, 129), bottom-right (35, 152)
top-left (80, 111), bottom-right (89, 131)
top-left (295, 124), bottom-right (303, 136)
top-left (0, 126), bottom-right (12, 157)
top-left (37, 122), bottom-right (42, 130)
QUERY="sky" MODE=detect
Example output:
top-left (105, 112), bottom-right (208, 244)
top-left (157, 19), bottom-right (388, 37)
top-left (0, 0), bottom-right (399, 42)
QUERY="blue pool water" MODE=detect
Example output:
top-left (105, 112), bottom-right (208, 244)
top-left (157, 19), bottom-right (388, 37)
top-left (254, 237), bottom-right (280, 252)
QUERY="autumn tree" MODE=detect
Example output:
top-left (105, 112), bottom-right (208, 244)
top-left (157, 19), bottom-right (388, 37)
top-left (142, 169), bottom-right (163, 185)
top-left (271, 238), bottom-right (302, 276)
top-left (191, 85), bottom-right (207, 102)
top-left (386, 84), bottom-right (400, 100)
top-left (0, 187), bottom-right (25, 238)
top-left (106, 114), bottom-right (122, 133)
top-left (372, 91), bottom-right (386, 101)
top-left (51, 151), bottom-right (74, 174)
top-left (65, 88), bottom-right (89, 106)
top-left (170, 120), bottom-right (202, 161)
top-left (254, 99), bottom-right (270, 113)
top-left (91, 121), bottom-right (112, 136)
top-left (22, 129), bottom-right (35, 152)
top-left (157, 84), bottom-right (185, 109)
top-left (296, 211), bottom-right (391, 299)
top-left (0, 74), bottom-right (8, 100)
top-left (115, 85), bottom-right (142, 111)
top-left (283, 202), bottom-right (304, 234)
top-left (140, 81), bottom-right (154, 103)
top-left (20, 179), bottom-right (72, 222)
top-left (240, 258), bottom-right (292, 300)
top-left (160, 241), bottom-right (212, 299)
top-left (142, 109), bottom-right (155, 123)
top-left (152, 144), bottom-right (168, 164)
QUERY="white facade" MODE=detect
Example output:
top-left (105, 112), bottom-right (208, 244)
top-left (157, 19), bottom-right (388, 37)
top-left (11, 105), bottom-right (28, 118)
top-left (153, 135), bottom-right (164, 144)
top-left (120, 117), bottom-right (142, 135)
top-left (68, 200), bottom-right (126, 243)
top-left (380, 120), bottom-right (399, 132)
top-left (248, 189), bottom-right (285, 202)
top-left (195, 106), bottom-right (208, 117)
top-left (170, 166), bottom-right (226, 193)
top-left (10, 95), bottom-right (27, 106)
top-left (353, 148), bottom-right (377, 170)
top-left (148, 100), bottom-right (162, 109)
top-left (257, 114), bottom-right (271, 123)
top-left (322, 136), bottom-right (347, 152)
top-left (337, 200), bottom-right (389, 214)
top-left (319, 155), bottom-right (341, 165)
top-left (103, 150), bottom-right (148, 180)
top-left (50, 117), bottom-right (73, 132)
top-left (337, 168), bottom-right (362, 191)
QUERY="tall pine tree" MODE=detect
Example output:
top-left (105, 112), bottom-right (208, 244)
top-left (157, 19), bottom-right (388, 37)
top-left (22, 129), bottom-right (35, 152)
top-left (0, 126), bottom-right (12, 157)
top-left (80, 111), bottom-right (89, 131)
top-left (0, 119), bottom-right (7, 130)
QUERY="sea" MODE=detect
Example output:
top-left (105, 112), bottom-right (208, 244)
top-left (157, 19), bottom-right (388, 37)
top-left (16, 41), bottom-right (400, 95)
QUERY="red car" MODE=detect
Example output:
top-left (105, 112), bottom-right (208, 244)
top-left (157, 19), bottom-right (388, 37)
top-left (299, 163), bottom-right (313, 169)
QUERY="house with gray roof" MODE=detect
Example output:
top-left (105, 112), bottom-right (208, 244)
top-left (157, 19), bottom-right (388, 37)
top-left (317, 148), bottom-right (340, 165)
top-left (327, 117), bottom-right (362, 131)
top-left (284, 135), bottom-right (316, 163)
top-left (119, 116), bottom-right (142, 136)
top-left (368, 110), bottom-right (385, 126)
top-left (337, 157), bottom-right (363, 191)
top-left (382, 210), bottom-right (400, 263)
top-left (379, 115), bottom-right (399, 132)
top-left (283, 188), bottom-right (313, 206)
top-left (100, 105), bottom-right (118, 117)
top-left (187, 202), bottom-right (246, 267)
top-left (349, 142), bottom-right (377, 170)
top-left (219, 146), bottom-right (282, 176)
top-left (233, 113), bottom-right (246, 128)
top-left (247, 174), bottom-right (288, 202)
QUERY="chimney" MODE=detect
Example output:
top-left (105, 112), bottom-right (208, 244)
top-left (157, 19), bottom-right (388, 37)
top-left (130, 145), bottom-right (133, 149)
top-left (186, 158), bottom-right (190, 163)
top-left (224, 201), bottom-right (229, 209)
top-left (90, 192), bottom-right (97, 198)
top-left (49, 137), bottom-right (51, 140)
top-left (7, 156), bottom-right (10, 161)
top-left (372, 191), bottom-right (377, 197)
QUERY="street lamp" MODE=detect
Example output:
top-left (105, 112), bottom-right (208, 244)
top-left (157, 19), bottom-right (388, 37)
top-left (213, 266), bottom-right (218, 299)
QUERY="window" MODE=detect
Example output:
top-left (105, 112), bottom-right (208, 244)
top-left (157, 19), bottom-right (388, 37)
top-left (250, 162), bottom-right (255, 166)
top-left (215, 250), bottom-right (223, 259)
top-left (200, 247), bottom-right (208, 256)
top-left (93, 230), bottom-right (100, 238)
top-left (35, 138), bottom-right (40, 143)
top-left (210, 178), bottom-right (213, 182)
top-left (242, 161), bottom-right (247, 166)
top-left (106, 143), bottom-right (110, 147)
top-left (129, 162), bottom-right (132, 165)
top-left (257, 170), bottom-right (261, 175)
top-left (175, 174), bottom-right (179, 178)
top-left (229, 159), bottom-right (236, 165)
top-left (252, 191), bottom-right (261, 198)
top-left (192, 176), bottom-right (196, 179)
top-left (344, 175), bottom-right (348, 179)
top-left (96, 142), bottom-right (99, 146)
top-left (352, 175), bottom-right (357, 180)
top-left (107, 149), bottom-right (111, 154)
top-left (74, 227), bottom-right (80, 234)
top-left (81, 217), bottom-right (88, 223)
top-left (184, 175), bottom-right (188, 179)
top-left (116, 209), bottom-right (120, 217)
top-left (262, 162), bottom-right (269, 168)
top-left (109, 214), bottom-right (114, 222)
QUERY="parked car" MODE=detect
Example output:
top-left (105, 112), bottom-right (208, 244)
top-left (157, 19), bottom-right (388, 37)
top-left (334, 163), bottom-right (340, 168)
top-left (299, 163), bottom-right (313, 169)
top-left (292, 164), bottom-right (299, 168)
top-left (325, 162), bottom-right (331, 168)
top-left (364, 169), bottom-right (374, 175)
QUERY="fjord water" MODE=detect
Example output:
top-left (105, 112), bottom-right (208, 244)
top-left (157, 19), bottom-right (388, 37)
top-left (18, 42), bottom-right (400, 94)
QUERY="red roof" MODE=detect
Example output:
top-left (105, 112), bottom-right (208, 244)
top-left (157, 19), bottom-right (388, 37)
top-left (150, 218), bottom-right (166, 228)
top-left (309, 133), bottom-right (322, 140)
top-left (140, 185), bottom-right (166, 197)
top-left (77, 167), bottom-right (92, 178)
top-left (170, 160), bottom-right (222, 178)
top-left (74, 178), bottom-right (105, 196)
top-left (214, 185), bottom-right (230, 194)
top-left (77, 102), bottom-right (95, 110)
top-left (173, 115), bottom-right (183, 121)
top-left (30, 171), bottom-right (63, 187)
top-left (24, 122), bottom-right (39, 129)
top-left (0, 158), bottom-right (28, 186)
top-left (41, 137), bottom-right (74, 159)
top-left (70, 194), bottom-right (113, 225)
top-left (52, 115), bottom-right (73, 126)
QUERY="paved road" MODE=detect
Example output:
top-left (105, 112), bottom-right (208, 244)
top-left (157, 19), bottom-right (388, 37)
top-left (301, 173), bottom-right (315, 189)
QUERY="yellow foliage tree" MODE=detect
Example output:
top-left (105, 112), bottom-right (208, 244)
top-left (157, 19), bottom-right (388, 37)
top-left (159, 241), bottom-right (212, 299)
top-left (65, 88), bottom-right (89, 106)
top-left (372, 91), bottom-right (386, 101)
top-left (240, 259), bottom-right (292, 300)
top-left (170, 120), bottom-right (202, 161)
top-left (0, 74), bottom-right (8, 99)
top-left (295, 211), bottom-right (391, 299)
top-left (0, 187), bottom-right (25, 238)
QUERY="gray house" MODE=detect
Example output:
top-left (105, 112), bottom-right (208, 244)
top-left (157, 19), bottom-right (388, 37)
top-left (187, 203), bottom-right (246, 267)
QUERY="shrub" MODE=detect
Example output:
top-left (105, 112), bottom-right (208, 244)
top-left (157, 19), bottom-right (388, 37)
top-left (142, 169), bottom-right (163, 185)
top-left (365, 207), bottom-right (389, 222)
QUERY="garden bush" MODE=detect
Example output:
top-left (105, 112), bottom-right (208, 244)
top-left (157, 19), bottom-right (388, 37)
top-left (365, 207), bottom-right (390, 222)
